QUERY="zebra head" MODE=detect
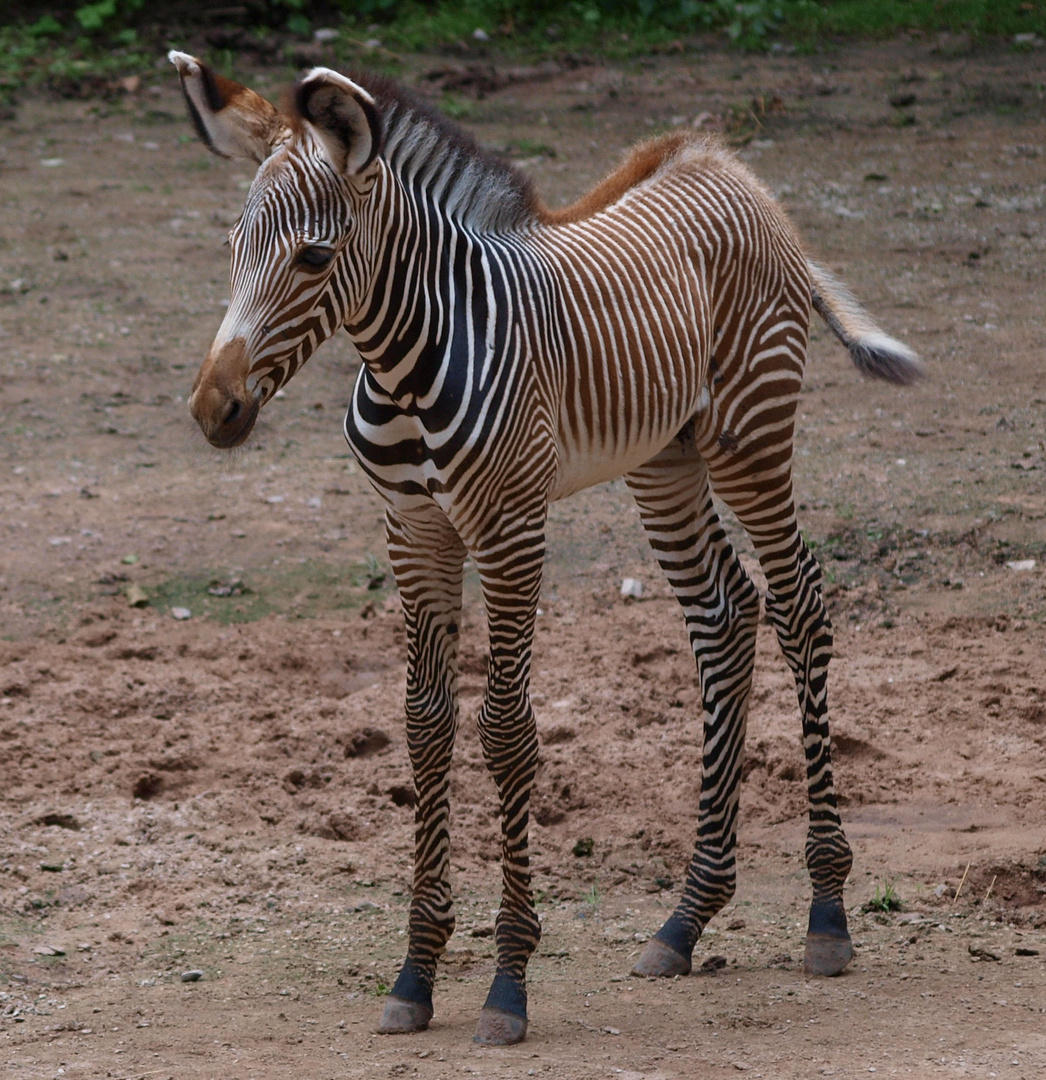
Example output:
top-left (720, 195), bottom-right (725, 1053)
top-left (169, 52), bottom-right (382, 448)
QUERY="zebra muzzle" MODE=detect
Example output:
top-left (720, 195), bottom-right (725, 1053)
top-left (189, 337), bottom-right (261, 449)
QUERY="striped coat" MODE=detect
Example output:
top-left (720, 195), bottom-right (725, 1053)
top-left (171, 52), bottom-right (920, 1046)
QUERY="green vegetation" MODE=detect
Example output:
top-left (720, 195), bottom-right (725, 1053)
top-left (1, 1), bottom-right (1044, 101)
top-left (580, 882), bottom-right (602, 909)
top-left (141, 557), bottom-right (390, 625)
top-left (862, 878), bottom-right (902, 913)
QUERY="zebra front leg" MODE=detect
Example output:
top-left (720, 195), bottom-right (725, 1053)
top-left (378, 509), bottom-right (467, 1034)
top-left (762, 535), bottom-right (854, 976)
top-left (624, 447), bottom-right (761, 977)
top-left (471, 526), bottom-right (545, 1045)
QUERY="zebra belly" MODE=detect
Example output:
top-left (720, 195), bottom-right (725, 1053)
top-left (550, 436), bottom-right (670, 501)
top-left (549, 395), bottom-right (706, 502)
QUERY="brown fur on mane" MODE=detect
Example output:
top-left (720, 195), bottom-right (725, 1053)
top-left (536, 132), bottom-right (690, 225)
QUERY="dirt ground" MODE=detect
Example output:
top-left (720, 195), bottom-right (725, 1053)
top-left (2, 32), bottom-right (1046, 1080)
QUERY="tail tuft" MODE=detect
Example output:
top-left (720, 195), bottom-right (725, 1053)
top-left (809, 260), bottom-right (923, 385)
top-left (848, 332), bottom-right (923, 386)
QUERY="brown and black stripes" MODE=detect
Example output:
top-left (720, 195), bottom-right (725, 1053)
top-left (171, 52), bottom-right (922, 1046)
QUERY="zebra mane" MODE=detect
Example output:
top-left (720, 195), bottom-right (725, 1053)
top-left (347, 72), bottom-right (539, 233)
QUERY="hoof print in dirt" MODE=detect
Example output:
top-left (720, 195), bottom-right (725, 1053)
top-left (343, 726), bottom-right (391, 758)
top-left (283, 767), bottom-right (332, 793)
top-left (35, 811), bottom-right (81, 831)
top-left (387, 784), bottom-right (416, 808)
top-left (132, 773), bottom-right (164, 800)
top-left (304, 810), bottom-right (368, 842)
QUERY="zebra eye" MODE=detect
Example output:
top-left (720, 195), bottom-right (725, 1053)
top-left (297, 245), bottom-right (336, 269)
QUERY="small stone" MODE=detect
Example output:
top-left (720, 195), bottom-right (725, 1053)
top-left (968, 945), bottom-right (1001, 962)
top-left (180, 969), bottom-right (204, 982)
top-left (170, 607), bottom-right (192, 620)
top-left (354, 899), bottom-right (380, 912)
top-left (620, 577), bottom-right (643, 600)
top-left (126, 584), bottom-right (149, 608)
top-left (1006, 559), bottom-right (1036, 572)
top-left (473, 28), bottom-right (489, 41)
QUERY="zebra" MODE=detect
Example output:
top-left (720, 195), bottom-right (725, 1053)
top-left (170, 51), bottom-right (921, 1046)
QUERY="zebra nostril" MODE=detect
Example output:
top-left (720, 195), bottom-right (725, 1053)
top-left (223, 399), bottom-right (242, 427)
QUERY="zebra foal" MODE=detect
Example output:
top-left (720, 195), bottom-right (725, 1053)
top-left (170, 52), bottom-right (920, 1045)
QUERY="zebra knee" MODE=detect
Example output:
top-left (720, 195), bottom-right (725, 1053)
top-left (685, 570), bottom-right (760, 655)
top-left (477, 691), bottom-right (539, 789)
top-left (765, 574), bottom-right (833, 663)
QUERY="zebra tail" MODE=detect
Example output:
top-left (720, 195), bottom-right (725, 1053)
top-left (808, 261), bottom-right (923, 386)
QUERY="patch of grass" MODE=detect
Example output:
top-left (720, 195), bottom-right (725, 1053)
top-left (779, 0), bottom-right (1046, 46)
top-left (2, 1), bottom-right (1045, 104)
top-left (0, 21), bottom-right (153, 102)
top-left (862, 878), bottom-right (902, 913)
top-left (439, 93), bottom-right (474, 120)
top-left (142, 557), bottom-right (392, 624)
top-left (506, 138), bottom-right (558, 158)
top-left (580, 883), bottom-right (601, 909)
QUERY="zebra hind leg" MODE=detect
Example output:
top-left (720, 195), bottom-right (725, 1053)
top-left (623, 446), bottom-right (761, 977)
top-left (762, 536), bottom-right (854, 976)
top-left (377, 509), bottom-right (466, 1034)
top-left (696, 302), bottom-right (854, 974)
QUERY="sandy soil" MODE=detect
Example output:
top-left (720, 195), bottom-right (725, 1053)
top-left (1, 34), bottom-right (1045, 1080)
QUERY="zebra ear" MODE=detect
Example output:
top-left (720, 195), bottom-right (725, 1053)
top-left (294, 68), bottom-right (382, 177)
top-left (169, 50), bottom-right (289, 164)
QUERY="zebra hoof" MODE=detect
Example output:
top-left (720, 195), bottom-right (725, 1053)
top-left (474, 1007), bottom-right (528, 1046)
top-left (804, 934), bottom-right (854, 977)
top-left (377, 995), bottom-right (433, 1034)
top-left (805, 895), bottom-right (853, 976)
top-left (631, 937), bottom-right (692, 978)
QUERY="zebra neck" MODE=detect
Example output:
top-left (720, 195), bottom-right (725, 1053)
top-left (378, 101), bottom-right (535, 232)
top-left (346, 163), bottom-right (533, 407)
